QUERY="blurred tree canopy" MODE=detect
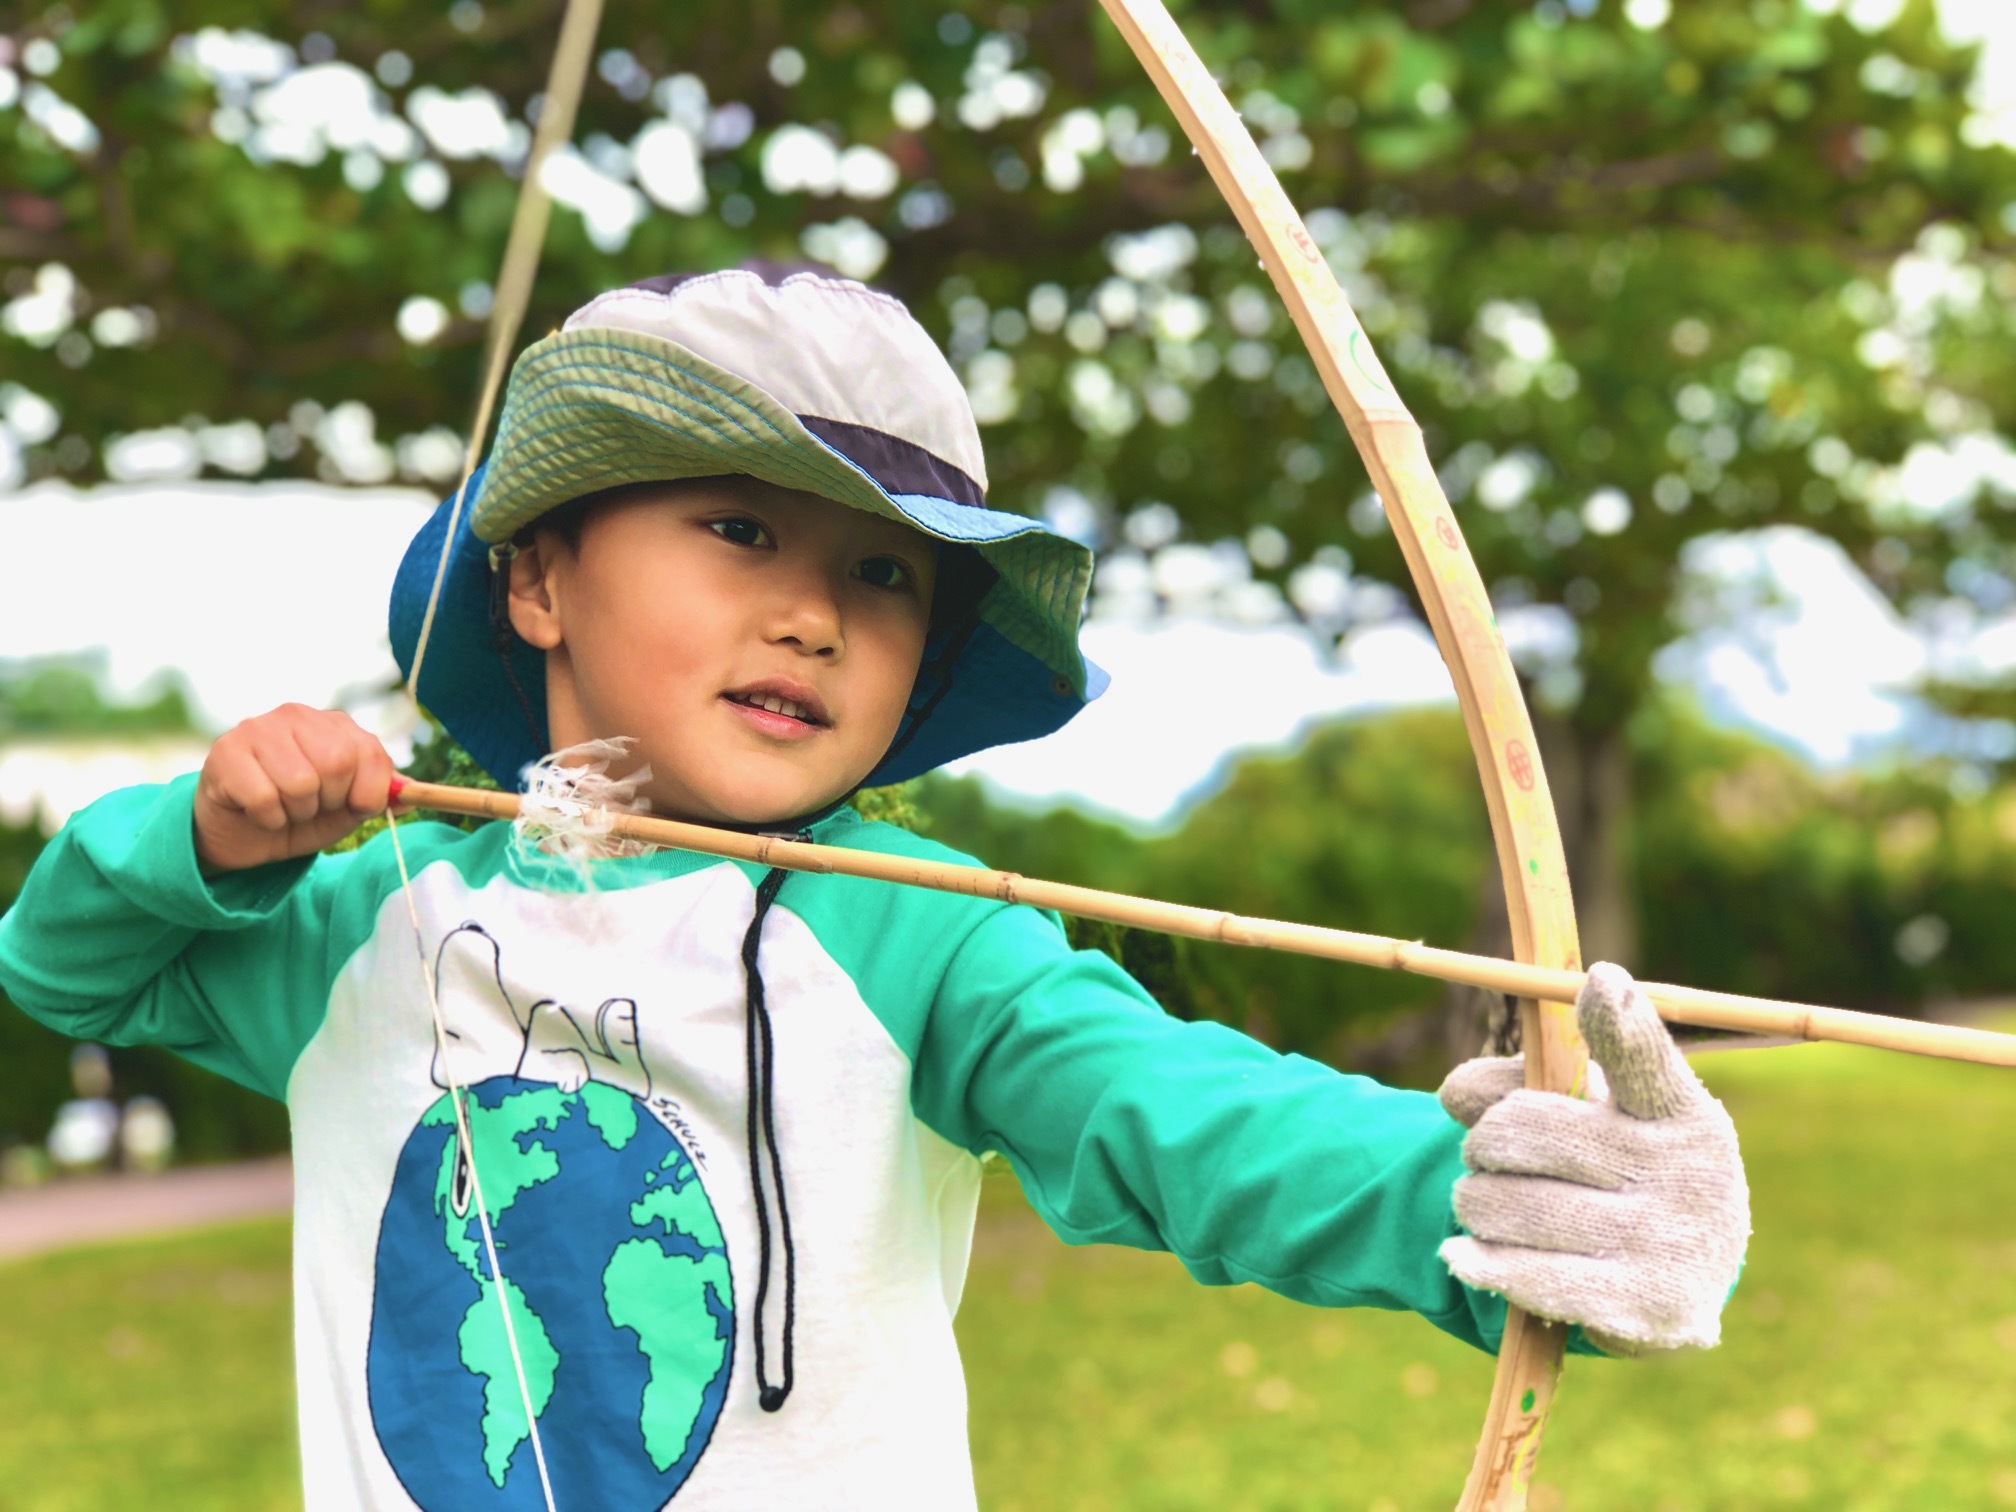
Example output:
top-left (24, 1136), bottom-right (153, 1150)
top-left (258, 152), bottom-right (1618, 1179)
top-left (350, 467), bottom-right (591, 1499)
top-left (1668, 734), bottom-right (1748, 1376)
top-left (5, 0), bottom-right (2016, 967)
top-left (0, 659), bottom-right (196, 737)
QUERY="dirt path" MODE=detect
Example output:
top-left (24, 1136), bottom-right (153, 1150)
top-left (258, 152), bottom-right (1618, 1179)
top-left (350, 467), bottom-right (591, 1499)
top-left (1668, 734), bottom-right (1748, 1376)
top-left (0, 1157), bottom-right (293, 1265)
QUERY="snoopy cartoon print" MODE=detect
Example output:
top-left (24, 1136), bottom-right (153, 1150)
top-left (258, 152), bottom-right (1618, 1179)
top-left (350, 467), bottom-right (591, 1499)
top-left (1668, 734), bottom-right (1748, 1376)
top-left (366, 920), bottom-right (737, 1510)
top-left (424, 919), bottom-right (657, 1102)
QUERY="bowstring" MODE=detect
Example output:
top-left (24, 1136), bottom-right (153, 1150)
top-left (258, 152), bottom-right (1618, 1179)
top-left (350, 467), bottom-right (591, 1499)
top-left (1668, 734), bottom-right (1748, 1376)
top-left (388, 3), bottom-right (606, 1507)
top-left (385, 809), bottom-right (559, 1511)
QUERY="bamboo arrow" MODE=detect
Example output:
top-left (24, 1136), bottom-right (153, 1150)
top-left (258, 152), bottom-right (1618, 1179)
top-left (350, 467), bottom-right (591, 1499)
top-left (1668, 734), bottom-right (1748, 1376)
top-left (388, 778), bottom-right (2016, 1071)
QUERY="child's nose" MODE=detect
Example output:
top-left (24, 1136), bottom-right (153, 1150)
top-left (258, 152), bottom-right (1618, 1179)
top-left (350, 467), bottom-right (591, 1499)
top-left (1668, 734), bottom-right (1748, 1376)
top-left (768, 581), bottom-right (844, 658)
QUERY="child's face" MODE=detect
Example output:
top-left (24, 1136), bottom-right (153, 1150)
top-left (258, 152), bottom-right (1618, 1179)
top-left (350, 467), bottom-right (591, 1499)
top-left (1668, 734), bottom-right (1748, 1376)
top-left (508, 477), bottom-right (939, 825)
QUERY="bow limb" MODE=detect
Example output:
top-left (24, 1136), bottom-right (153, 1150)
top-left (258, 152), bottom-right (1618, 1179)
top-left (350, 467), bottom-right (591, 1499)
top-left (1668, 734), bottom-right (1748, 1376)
top-left (1090, 2), bottom-right (1588, 1505)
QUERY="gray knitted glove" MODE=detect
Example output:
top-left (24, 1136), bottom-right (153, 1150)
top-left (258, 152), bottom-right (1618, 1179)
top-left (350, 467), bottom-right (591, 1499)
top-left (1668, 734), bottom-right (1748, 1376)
top-left (1436, 962), bottom-right (1750, 1354)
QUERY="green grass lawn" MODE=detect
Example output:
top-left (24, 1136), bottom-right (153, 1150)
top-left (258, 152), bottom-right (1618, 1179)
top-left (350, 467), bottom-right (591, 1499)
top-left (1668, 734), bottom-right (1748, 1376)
top-left (4, 1039), bottom-right (2016, 1510)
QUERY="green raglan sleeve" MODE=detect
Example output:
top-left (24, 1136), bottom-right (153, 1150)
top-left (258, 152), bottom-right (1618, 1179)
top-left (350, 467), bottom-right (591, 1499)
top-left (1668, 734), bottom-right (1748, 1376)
top-left (909, 895), bottom-right (1519, 1354)
top-left (0, 774), bottom-right (361, 1102)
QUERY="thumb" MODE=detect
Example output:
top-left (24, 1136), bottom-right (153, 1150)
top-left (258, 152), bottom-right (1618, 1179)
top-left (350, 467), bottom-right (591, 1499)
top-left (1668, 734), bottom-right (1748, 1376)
top-left (1577, 962), bottom-right (1704, 1121)
top-left (1437, 1055), bottom-right (1524, 1129)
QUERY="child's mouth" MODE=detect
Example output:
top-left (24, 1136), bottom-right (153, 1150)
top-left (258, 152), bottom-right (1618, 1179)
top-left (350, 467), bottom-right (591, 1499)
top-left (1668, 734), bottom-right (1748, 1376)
top-left (722, 687), bottom-right (830, 733)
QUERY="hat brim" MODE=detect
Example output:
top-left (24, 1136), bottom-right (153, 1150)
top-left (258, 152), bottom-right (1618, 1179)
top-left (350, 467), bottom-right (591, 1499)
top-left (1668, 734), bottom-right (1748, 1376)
top-left (390, 327), bottom-right (1105, 791)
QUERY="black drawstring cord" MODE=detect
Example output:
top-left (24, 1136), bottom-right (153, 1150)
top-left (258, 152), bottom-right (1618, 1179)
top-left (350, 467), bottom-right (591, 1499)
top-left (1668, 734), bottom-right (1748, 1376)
top-left (740, 859), bottom-right (800, 1412)
top-left (732, 589), bottom-right (987, 1414)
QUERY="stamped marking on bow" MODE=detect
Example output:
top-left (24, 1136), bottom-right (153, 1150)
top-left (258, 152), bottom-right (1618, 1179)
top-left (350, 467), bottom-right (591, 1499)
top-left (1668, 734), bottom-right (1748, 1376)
top-left (1347, 327), bottom-right (1395, 395)
top-left (1506, 740), bottom-right (1537, 793)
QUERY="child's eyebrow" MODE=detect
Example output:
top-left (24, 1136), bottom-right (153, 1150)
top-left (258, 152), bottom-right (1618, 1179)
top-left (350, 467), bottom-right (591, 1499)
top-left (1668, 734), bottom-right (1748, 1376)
top-left (856, 528), bottom-right (935, 558)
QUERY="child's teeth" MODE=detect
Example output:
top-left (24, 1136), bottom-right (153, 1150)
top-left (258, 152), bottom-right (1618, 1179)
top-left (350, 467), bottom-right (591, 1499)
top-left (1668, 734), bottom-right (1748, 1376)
top-left (732, 691), bottom-right (814, 723)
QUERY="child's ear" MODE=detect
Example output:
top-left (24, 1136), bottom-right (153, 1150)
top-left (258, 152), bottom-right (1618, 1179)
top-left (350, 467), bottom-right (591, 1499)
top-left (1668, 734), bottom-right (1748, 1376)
top-left (507, 532), bottom-right (565, 650)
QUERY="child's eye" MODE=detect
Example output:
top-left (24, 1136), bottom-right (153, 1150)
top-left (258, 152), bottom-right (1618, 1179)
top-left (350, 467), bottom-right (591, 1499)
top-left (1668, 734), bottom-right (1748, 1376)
top-left (709, 516), bottom-right (772, 548)
top-left (855, 556), bottom-right (912, 590)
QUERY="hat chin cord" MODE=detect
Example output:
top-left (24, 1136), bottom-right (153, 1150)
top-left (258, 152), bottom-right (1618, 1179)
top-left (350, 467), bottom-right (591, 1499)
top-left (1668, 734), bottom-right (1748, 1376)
top-left (870, 602), bottom-right (986, 783)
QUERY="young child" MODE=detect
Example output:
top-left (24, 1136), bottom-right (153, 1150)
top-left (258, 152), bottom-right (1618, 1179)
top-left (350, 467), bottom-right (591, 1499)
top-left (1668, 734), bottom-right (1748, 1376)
top-left (0, 265), bottom-right (1747, 1510)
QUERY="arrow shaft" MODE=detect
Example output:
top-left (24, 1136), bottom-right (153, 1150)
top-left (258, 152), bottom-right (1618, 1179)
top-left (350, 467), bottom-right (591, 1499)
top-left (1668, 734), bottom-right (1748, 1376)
top-left (389, 780), bottom-right (2016, 1070)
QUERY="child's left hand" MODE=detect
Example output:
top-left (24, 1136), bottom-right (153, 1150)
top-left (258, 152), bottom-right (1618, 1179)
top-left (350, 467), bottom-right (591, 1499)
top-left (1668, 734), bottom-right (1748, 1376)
top-left (1435, 962), bottom-right (1750, 1355)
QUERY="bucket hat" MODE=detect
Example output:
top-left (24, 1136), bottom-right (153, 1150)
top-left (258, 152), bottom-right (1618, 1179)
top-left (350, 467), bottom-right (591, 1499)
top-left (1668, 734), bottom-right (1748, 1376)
top-left (389, 263), bottom-right (1105, 790)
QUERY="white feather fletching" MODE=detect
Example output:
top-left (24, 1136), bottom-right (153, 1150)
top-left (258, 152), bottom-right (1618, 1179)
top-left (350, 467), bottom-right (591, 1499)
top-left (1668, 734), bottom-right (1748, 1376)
top-left (513, 736), bottom-right (654, 867)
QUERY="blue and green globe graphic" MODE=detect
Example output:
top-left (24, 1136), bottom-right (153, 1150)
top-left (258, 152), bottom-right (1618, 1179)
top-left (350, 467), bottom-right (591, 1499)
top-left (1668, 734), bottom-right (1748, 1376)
top-left (368, 1077), bottom-right (734, 1509)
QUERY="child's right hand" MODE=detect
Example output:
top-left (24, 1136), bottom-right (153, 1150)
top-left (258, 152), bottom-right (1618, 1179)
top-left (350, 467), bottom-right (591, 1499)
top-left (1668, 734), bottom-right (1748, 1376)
top-left (194, 705), bottom-right (396, 873)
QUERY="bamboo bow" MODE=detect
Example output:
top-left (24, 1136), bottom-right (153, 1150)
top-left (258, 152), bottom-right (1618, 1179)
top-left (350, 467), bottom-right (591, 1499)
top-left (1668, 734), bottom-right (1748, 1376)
top-left (1086, 3), bottom-right (1582, 1503)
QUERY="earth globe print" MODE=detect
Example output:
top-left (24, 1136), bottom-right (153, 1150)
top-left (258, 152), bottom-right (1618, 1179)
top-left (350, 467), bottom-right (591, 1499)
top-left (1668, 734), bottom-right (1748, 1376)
top-left (368, 1077), bottom-right (734, 1510)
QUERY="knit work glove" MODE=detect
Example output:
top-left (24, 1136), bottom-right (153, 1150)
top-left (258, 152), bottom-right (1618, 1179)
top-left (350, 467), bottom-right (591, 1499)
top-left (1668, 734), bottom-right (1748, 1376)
top-left (1436, 962), bottom-right (1750, 1354)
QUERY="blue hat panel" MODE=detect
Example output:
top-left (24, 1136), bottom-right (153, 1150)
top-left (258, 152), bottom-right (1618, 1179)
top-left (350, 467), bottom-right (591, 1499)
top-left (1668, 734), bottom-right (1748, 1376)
top-left (864, 620), bottom-right (1093, 788)
top-left (389, 469), bottom-right (552, 789)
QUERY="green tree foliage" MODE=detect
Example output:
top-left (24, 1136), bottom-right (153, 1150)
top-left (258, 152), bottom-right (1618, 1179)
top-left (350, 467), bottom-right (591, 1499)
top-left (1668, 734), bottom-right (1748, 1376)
top-left (0, 660), bottom-right (196, 737)
top-left (1632, 702), bottom-right (2016, 1012)
top-left (0, 811), bottom-right (65, 1152)
top-left (0, 1), bottom-right (2005, 596)
top-left (6, 0), bottom-right (2013, 961)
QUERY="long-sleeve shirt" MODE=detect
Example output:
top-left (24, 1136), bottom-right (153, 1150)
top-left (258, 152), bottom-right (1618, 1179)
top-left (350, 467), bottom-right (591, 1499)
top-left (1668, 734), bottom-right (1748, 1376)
top-left (0, 776), bottom-right (1518, 1510)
